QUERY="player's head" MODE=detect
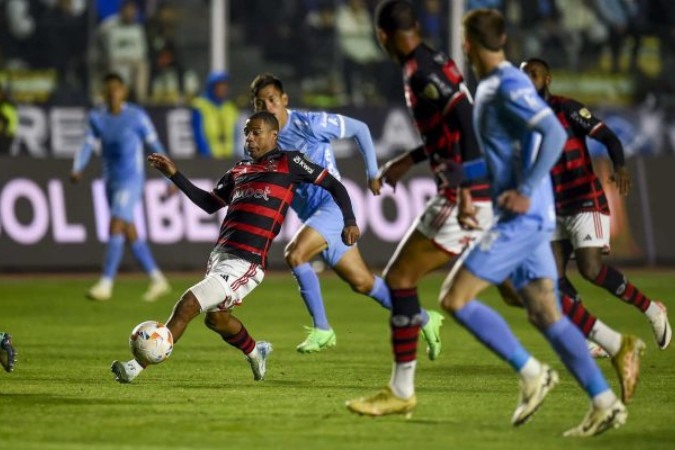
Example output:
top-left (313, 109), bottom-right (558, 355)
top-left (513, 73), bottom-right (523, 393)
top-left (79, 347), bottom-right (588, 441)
top-left (520, 58), bottom-right (551, 98)
top-left (462, 9), bottom-right (506, 76)
top-left (102, 72), bottom-right (127, 108)
top-left (250, 73), bottom-right (289, 126)
top-left (244, 111), bottom-right (279, 160)
top-left (374, 0), bottom-right (419, 63)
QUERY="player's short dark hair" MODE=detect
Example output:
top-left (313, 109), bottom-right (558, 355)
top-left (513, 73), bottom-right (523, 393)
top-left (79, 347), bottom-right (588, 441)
top-left (250, 73), bottom-right (284, 100)
top-left (522, 57), bottom-right (550, 72)
top-left (103, 72), bottom-right (125, 85)
top-left (463, 8), bottom-right (506, 52)
top-left (375, 0), bottom-right (417, 34)
top-left (248, 111), bottom-right (279, 131)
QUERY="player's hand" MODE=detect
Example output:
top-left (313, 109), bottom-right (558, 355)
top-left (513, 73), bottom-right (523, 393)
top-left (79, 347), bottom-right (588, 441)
top-left (341, 225), bottom-right (360, 246)
top-left (148, 153), bottom-right (178, 177)
top-left (497, 190), bottom-right (531, 214)
top-left (609, 166), bottom-right (631, 196)
top-left (378, 157), bottom-right (412, 192)
top-left (368, 177), bottom-right (382, 196)
top-left (69, 172), bottom-right (81, 184)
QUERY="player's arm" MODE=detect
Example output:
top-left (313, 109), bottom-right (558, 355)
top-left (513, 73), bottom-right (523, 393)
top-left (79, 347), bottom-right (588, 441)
top-left (339, 115), bottom-right (381, 195)
top-left (289, 152), bottom-right (359, 245)
top-left (71, 114), bottom-right (97, 183)
top-left (139, 110), bottom-right (168, 155)
top-left (147, 153), bottom-right (227, 214)
top-left (566, 100), bottom-right (630, 195)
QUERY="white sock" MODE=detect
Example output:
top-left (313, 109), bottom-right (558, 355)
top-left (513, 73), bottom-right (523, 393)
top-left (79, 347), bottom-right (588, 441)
top-left (592, 389), bottom-right (618, 409)
top-left (246, 346), bottom-right (260, 359)
top-left (645, 301), bottom-right (661, 322)
top-left (149, 270), bottom-right (165, 283)
top-left (518, 357), bottom-right (543, 380)
top-left (589, 320), bottom-right (622, 357)
top-left (389, 361), bottom-right (416, 399)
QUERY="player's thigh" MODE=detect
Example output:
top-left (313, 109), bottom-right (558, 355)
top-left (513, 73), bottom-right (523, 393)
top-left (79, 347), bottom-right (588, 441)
top-left (332, 246), bottom-right (374, 292)
top-left (550, 239), bottom-right (573, 276)
top-left (190, 252), bottom-right (264, 312)
top-left (384, 228), bottom-right (452, 288)
top-left (564, 212), bottom-right (610, 253)
top-left (284, 224), bottom-right (328, 263)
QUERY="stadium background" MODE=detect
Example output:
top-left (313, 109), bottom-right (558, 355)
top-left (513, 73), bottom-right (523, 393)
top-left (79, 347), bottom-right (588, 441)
top-left (1, 0), bottom-right (675, 270)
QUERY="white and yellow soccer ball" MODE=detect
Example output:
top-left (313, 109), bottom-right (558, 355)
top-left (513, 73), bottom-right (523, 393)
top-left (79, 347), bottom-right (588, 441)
top-left (129, 321), bottom-right (174, 365)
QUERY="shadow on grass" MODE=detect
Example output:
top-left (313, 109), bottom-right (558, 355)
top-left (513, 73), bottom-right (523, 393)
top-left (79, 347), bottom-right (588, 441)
top-left (0, 392), bottom-right (145, 405)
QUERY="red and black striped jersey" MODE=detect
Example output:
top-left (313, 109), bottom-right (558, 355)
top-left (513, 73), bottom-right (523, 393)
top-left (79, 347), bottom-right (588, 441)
top-left (211, 150), bottom-right (333, 268)
top-left (548, 95), bottom-right (609, 215)
top-left (402, 44), bottom-right (490, 203)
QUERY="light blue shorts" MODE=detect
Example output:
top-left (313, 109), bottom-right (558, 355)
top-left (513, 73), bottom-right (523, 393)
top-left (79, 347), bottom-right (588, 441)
top-left (106, 182), bottom-right (142, 223)
top-left (303, 202), bottom-right (352, 267)
top-left (464, 215), bottom-right (558, 291)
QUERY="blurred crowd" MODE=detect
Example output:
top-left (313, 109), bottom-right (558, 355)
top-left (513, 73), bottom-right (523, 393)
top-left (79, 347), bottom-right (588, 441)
top-left (0, 0), bottom-right (674, 109)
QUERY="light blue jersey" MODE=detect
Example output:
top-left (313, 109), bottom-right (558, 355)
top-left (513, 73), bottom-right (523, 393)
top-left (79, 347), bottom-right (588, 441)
top-left (465, 62), bottom-right (566, 289)
top-left (73, 103), bottom-right (166, 222)
top-left (277, 109), bottom-right (378, 222)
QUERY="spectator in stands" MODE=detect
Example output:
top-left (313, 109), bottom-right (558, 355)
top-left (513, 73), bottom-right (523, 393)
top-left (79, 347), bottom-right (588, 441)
top-left (0, 87), bottom-right (17, 155)
top-left (96, 0), bottom-right (149, 102)
top-left (191, 71), bottom-right (240, 158)
top-left (591, 0), bottom-right (640, 73)
top-left (335, 0), bottom-right (384, 106)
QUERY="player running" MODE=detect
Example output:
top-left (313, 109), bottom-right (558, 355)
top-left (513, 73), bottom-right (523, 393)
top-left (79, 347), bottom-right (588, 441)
top-left (71, 72), bottom-right (171, 302)
top-left (521, 58), bottom-right (671, 356)
top-left (250, 73), bottom-right (444, 356)
top-left (111, 111), bottom-right (359, 383)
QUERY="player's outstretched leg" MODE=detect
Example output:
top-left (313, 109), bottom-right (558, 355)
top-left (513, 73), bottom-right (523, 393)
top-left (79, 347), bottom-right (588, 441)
top-left (88, 234), bottom-right (125, 301)
top-left (0, 332), bottom-right (17, 373)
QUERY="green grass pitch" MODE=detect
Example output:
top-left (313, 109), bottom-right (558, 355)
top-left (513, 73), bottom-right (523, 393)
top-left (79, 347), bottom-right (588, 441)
top-left (1, 271), bottom-right (674, 449)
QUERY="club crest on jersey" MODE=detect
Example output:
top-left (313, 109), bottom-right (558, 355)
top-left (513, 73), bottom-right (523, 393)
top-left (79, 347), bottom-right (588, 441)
top-left (293, 155), bottom-right (315, 174)
top-left (423, 82), bottom-right (440, 100)
top-left (232, 186), bottom-right (271, 201)
top-left (578, 108), bottom-right (592, 119)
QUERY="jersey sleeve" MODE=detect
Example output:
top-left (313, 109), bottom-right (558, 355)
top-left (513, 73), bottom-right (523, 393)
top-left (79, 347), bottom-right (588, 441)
top-left (560, 98), bottom-right (604, 136)
top-left (212, 171), bottom-right (234, 203)
top-left (72, 112), bottom-right (98, 173)
top-left (498, 76), bottom-right (553, 129)
top-left (306, 111), bottom-right (345, 141)
top-left (138, 109), bottom-right (167, 154)
top-left (287, 151), bottom-right (330, 184)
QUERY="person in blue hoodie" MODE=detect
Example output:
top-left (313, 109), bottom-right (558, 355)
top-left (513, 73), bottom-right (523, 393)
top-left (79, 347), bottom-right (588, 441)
top-left (191, 71), bottom-right (240, 158)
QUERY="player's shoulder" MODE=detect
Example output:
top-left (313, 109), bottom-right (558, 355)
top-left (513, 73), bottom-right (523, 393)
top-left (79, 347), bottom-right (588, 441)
top-left (409, 44), bottom-right (463, 87)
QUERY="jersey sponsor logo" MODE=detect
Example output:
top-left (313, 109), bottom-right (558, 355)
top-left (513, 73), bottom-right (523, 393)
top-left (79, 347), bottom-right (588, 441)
top-left (232, 186), bottom-right (271, 202)
top-left (293, 155), bottom-right (315, 174)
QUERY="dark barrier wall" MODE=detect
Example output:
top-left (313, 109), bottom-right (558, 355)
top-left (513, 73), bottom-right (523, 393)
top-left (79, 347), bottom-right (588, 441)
top-left (1, 156), bottom-right (674, 271)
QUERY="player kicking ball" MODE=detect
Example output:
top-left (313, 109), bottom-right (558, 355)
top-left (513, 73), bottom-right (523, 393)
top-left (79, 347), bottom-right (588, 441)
top-left (111, 111), bottom-right (359, 383)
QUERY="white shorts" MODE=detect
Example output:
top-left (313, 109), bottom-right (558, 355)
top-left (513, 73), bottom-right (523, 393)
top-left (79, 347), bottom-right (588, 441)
top-left (413, 195), bottom-right (493, 255)
top-left (189, 252), bottom-right (264, 312)
top-left (551, 211), bottom-right (610, 251)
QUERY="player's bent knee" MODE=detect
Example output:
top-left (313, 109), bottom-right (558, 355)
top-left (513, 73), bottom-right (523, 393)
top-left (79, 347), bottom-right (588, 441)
top-left (349, 275), bottom-right (374, 295)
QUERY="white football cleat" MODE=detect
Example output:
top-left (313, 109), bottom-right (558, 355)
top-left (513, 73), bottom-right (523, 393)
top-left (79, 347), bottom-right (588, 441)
top-left (649, 301), bottom-right (672, 350)
top-left (143, 278), bottom-right (171, 302)
top-left (87, 280), bottom-right (112, 301)
top-left (247, 341), bottom-right (272, 381)
top-left (512, 364), bottom-right (559, 426)
top-left (111, 360), bottom-right (141, 383)
top-left (563, 399), bottom-right (627, 437)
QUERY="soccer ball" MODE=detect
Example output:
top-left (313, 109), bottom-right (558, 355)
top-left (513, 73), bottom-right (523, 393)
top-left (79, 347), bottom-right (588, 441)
top-left (129, 321), bottom-right (173, 365)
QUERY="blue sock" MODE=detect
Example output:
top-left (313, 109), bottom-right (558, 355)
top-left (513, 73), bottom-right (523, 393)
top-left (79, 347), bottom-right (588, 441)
top-left (292, 263), bottom-right (330, 330)
top-left (368, 276), bottom-right (392, 309)
top-left (103, 234), bottom-right (125, 279)
top-left (544, 317), bottom-right (610, 397)
top-left (130, 240), bottom-right (158, 274)
top-left (454, 300), bottom-right (531, 371)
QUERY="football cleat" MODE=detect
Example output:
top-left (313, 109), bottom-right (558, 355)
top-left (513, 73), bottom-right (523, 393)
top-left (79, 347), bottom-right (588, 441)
top-left (611, 335), bottom-right (645, 404)
top-left (0, 333), bottom-right (17, 373)
top-left (587, 340), bottom-right (610, 359)
top-left (421, 310), bottom-right (444, 361)
top-left (512, 364), bottom-right (559, 426)
top-left (563, 399), bottom-right (627, 437)
top-left (296, 327), bottom-right (336, 353)
top-left (247, 341), bottom-right (272, 381)
top-left (87, 280), bottom-right (112, 301)
top-left (346, 386), bottom-right (417, 418)
top-left (143, 278), bottom-right (171, 302)
top-left (111, 360), bottom-right (141, 384)
top-left (649, 301), bottom-right (672, 350)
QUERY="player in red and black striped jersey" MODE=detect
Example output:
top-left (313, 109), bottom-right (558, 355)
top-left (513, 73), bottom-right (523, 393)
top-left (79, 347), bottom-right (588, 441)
top-left (523, 59), bottom-right (671, 396)
top-left (111, 111), bottom-right (359, 384)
